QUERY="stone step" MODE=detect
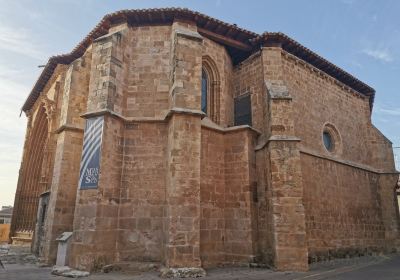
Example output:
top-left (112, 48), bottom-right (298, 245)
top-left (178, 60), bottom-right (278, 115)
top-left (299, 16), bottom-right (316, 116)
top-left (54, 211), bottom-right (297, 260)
top-left (11, 237), bottom-right (32, 245)
top-left (11, 231), bottom-right (33, 245)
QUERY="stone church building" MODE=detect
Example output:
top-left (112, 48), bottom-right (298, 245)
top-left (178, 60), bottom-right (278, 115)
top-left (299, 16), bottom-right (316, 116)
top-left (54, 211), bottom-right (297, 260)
top-left (11, 8), bottom-right (399, 273)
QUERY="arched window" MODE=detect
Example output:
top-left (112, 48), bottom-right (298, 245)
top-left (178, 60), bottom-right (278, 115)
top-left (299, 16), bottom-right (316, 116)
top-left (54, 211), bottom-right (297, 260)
top-left (201, 56), bottom-right (221, 123)
top-left (323, 131), bottom-right (333, 151)
top-left (201, 69), bottom-right (208, 114)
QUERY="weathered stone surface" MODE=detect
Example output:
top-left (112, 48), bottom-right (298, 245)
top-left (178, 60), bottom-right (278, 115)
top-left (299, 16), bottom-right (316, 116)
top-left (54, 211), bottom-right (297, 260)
top-left (11, 9), bottom-right (399, 275)
top-left (102, 262), bottom-right (159, 273)
top-left (160, 267), bottom-right (207, 278)
top-left (51, 266), bottom-right (90, 278)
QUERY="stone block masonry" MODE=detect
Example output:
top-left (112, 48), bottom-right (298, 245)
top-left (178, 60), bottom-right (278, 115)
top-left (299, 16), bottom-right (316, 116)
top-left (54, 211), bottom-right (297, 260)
top-left (11, 8), bottom-right (399, 275)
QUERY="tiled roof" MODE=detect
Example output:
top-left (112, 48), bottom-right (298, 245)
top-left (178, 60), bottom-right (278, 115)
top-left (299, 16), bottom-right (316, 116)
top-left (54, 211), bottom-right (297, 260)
top-left (21, 8), bottom-right (375, 112)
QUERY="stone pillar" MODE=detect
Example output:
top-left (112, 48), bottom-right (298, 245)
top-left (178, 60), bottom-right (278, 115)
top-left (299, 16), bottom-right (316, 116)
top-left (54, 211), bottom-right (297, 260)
top-left (69, 26), bottom-right (127, 271)
top-left (41, 55), bottom-right (91, 264)
top-left (162, 21), bottom-right (206, 277)
top-left (10, 111), bottom-right (33, 240)
top-left (266, 85), bottom-right (308, 271)
top-left (261, 47), bottom-right (308, 271)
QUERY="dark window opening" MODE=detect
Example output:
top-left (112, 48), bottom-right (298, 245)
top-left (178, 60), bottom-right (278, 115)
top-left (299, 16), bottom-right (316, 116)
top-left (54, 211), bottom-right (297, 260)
top-left (201, 70), bottom-right (208, 113)
top-left (323, 131), bottom-right (333, 151)
top-left (41, 204), bottom-right (47, 224)
top-left (234, 94), bottom-right (252, 126)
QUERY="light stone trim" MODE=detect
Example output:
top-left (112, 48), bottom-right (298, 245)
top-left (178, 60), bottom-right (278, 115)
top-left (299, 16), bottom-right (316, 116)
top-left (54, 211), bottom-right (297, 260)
top-left (255, 135), bottom-right (301, 151)
top-left (201, 118), bottom-right (261, 135)
top-left (81, 107), bottom-right (206, 123)
top-left (300, 147), bottom-right (399, 175)
top-left (175, 28), bottom-right (203, 41)
top-left (255, 137), bottom-right (398, 174)
top-left (321, 122), bottom-right (343, 155)
top-left (167, 107), bottom-right (206, 118)
top-left (93, 29), bottom-right (124, 43)
top-left (265, 81), bottom-right (292, 100)
top-left (54, 125), bottom-right (84, 134)
top-left (82, 108), bottom-right (166, 122)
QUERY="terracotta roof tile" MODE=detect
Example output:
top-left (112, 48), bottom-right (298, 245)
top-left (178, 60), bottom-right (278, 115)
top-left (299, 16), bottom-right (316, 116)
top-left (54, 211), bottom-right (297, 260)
top-left (21, 8), bottom-right (375, 112)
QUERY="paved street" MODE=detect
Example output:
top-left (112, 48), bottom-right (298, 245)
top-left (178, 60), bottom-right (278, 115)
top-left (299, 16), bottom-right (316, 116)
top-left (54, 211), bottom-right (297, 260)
top-left (1, 254), bottom-right (400, 280)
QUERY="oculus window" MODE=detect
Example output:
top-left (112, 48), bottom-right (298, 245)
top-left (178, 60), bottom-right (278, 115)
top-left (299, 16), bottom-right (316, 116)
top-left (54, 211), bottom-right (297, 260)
top-left (322, 123), bottom-right (341, 154)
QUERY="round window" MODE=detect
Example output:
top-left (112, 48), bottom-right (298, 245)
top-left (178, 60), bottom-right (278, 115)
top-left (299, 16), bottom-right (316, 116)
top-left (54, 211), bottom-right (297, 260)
top-left (322, 123), bottom-right (341, 154)
top-left (323, 131), bottom-right (333, 151)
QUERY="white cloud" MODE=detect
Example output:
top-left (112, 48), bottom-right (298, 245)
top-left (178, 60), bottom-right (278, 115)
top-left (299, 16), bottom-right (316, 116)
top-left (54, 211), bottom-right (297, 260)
top-left (378, 108), bottom-right (400, 116)
top-left (375, 104), bottom-right (400, 117)
top-left (362, 48), bottom-right (394, 62)
top-left (0, 25), bottom-right (46, 60)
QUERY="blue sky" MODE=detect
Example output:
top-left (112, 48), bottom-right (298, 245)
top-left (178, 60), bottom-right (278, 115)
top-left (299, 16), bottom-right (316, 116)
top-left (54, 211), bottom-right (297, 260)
top-left (0, 0), bottom-right (399, 206)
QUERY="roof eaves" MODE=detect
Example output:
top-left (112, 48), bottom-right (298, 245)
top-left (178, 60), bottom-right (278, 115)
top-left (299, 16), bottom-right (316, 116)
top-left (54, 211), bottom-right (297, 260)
top-left (21, 8), bottom-right (375, 112)
top-left (21, 8), bottom-right (257, 112)
top-left (257, 32), bottom-right (375, 110)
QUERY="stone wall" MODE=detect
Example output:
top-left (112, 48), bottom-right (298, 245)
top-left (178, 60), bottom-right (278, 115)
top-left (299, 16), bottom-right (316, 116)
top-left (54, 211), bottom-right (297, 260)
top-left (13, 17), bottom-right (399, 274)
top-left (200, 127), bottom-right (226, 266)
top-left (233, 52), bottom-right (265, 133)
top-left (260, 47), bottom-right (309, 271)
top-left (117, 122), bottom-right (168, 262)
top-left (70, 25), bottom-right (128, 270)
top-left (224, 129), bottom-right (257, 264)
top-left (200, 126), bottom-right (258, 267)
top-left (124, 25), bottom-right (171, 119)
top-left (278, 49), bottom-right (399, 261)
top-left (42, 51), bottom-right (91, 264)
top-left (281, 51), bottom-right (394, 169)
top-left (301, 154), bottom-right (399, 261)
top-left (202, 38), bottom-right (234, 127)
top-left (255, 147), bottom-right (274, 264)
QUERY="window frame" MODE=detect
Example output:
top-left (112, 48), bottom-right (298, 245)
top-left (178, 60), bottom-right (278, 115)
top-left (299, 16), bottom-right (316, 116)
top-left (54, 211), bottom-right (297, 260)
top-left (234, 93), bottom-right (252, 126)
top-left (322, 123), bottom-right (342, 155)
top-left (202, 56), bottom-right (220, 124)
